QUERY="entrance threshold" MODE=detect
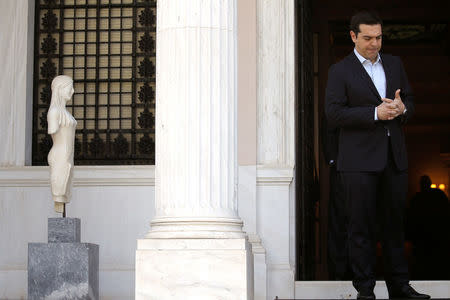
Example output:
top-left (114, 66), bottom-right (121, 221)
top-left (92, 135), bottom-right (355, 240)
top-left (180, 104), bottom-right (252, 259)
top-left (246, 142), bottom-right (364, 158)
top-left (295, 281), bottom-right (450, 299)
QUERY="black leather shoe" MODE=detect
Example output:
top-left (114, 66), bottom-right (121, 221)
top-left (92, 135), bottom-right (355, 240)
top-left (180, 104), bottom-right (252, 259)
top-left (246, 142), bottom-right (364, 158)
top-left (357, 291), bottom-right (376, 300)
top-left (389, 284), bottom-right (430, 299)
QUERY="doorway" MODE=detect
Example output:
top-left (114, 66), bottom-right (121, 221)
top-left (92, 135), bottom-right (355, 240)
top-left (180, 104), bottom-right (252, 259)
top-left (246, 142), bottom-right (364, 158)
top-left (296, 0), bottom-right (450, 280)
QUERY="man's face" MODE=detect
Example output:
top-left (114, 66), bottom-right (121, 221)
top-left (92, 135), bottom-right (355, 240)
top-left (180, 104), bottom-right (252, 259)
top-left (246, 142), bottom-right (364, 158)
top-left (350, 24), bottom-right (382, 62)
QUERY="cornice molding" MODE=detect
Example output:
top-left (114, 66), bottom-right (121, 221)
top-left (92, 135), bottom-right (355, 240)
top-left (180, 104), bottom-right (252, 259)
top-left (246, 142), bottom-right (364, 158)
top-left (0, 165), bottom-right (293, 187)
top-left (0, 166), bottom-right (155, 187)
top-left (256, 165), bottom-right (294, 186)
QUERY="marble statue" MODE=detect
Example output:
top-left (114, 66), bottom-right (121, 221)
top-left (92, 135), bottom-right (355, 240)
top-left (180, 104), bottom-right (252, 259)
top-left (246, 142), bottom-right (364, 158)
top-left (47, 75), bottom-right (77, 214)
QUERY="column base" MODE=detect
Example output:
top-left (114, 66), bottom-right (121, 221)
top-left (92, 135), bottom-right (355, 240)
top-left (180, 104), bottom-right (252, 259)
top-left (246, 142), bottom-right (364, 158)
top-left (136, 237), bottom-right (254, 300)
top-left (147, 217), bottom-right (246, 239)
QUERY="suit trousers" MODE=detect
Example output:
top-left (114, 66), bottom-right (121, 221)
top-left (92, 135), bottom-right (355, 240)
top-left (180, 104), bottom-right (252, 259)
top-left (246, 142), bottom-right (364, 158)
top-left (340, 143), bottom-right (409, 292)
top-left (328, 166), bottom-right (352, 280)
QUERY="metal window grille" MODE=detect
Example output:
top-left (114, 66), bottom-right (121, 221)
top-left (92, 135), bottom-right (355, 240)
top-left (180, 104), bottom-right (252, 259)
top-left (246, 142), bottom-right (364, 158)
top-left (33, 0), bottom-right (156, 165)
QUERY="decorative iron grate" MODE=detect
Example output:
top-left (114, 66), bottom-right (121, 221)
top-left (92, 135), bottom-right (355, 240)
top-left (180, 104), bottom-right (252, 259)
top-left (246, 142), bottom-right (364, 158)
top-left (33, 0), bottom-right (156, 165)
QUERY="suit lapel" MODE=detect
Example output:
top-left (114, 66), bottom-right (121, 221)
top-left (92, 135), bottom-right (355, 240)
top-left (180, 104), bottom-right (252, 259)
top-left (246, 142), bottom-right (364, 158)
top-left (381, 53), bottom-right (394, 99)
top-left (348, 52), bottom-right (381, 103)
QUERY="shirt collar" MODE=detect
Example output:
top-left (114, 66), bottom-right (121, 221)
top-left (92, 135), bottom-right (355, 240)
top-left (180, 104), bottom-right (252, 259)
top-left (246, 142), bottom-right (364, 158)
top-left (354, 48), bottom-right (381, 65)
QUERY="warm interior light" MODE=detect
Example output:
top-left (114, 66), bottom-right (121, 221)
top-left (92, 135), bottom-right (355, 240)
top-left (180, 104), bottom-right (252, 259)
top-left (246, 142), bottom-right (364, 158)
top-left (439, 184), bottom-right (445, 190)
top-left (430, 184), bottom-right (437, 188)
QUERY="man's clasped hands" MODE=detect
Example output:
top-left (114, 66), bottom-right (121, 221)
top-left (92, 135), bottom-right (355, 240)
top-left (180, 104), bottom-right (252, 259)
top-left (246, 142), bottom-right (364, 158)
top-left (377, 89), bottom-right (406, 120)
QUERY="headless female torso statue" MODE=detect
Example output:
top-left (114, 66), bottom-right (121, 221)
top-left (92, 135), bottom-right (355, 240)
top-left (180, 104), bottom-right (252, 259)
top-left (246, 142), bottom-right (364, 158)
top-left (47, 75), bottom-right (77, 215)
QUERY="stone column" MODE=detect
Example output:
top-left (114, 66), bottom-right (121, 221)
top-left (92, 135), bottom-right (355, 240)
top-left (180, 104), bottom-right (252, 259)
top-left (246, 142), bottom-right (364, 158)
top-left (136, 1), bottom-right (253, 299)
top-left (147, 0), bottom-right (243, 239)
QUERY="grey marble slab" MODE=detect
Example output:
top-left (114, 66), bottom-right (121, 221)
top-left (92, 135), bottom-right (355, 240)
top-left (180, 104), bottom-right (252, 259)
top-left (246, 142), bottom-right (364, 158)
top-left (28, 242), bottom-right (99, 300)
top-left (28, 218), bottom-right (98, 299)
top-left (48, 218), bottom-right (80, 243)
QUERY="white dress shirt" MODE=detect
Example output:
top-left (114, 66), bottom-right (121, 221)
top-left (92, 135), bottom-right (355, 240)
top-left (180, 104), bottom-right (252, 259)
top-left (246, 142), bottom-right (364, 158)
top-left (353, 48), bottom-right (386, 121)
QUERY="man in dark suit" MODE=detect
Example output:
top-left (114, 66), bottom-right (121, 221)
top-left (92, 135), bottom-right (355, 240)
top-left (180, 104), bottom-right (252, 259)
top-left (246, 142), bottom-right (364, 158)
top-left (325, 11), bottom-right (430, 300)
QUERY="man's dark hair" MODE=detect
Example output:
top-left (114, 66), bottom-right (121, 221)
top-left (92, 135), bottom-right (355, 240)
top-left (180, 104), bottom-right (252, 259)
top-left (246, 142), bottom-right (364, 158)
top-left (350, 10), bottom-right (383, 36)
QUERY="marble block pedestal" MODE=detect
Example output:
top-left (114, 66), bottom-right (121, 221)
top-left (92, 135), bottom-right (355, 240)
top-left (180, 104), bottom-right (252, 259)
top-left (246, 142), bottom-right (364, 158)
top-left (135, 238), bottom-right (254, 300)
top-left (28, 218), bottom-right (99, 300)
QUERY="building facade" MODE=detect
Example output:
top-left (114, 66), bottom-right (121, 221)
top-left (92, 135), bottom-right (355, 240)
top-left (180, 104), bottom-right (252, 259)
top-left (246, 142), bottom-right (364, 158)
top-left (0, 0), bottom-right (448, 299)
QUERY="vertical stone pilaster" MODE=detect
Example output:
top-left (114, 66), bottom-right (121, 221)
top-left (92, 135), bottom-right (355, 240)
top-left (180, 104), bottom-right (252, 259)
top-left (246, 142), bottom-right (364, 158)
top-left (256, 0), bottom-right (295, 166)
top-left (0, 0), bottom-right (34, 166)
top-left (255, 1), bottom-right (296, 298)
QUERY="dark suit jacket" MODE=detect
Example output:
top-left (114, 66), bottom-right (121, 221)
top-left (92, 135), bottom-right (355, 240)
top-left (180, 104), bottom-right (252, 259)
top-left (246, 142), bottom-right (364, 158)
top-left (325, 52), bottom-right (414, 172)
top-left (321, 113), bottom-right (339, 166)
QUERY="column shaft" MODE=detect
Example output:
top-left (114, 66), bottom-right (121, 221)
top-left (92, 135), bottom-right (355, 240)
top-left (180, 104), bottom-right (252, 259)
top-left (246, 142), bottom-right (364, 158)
top-left (149, 0), bottom-right (243, 238)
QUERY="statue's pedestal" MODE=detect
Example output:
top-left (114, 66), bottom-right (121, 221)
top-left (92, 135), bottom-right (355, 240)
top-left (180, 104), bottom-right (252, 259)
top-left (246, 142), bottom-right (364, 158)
top-left (135, 238), bottom-right (253, 300)
top-left (28, 218), bottom-right (99, 300)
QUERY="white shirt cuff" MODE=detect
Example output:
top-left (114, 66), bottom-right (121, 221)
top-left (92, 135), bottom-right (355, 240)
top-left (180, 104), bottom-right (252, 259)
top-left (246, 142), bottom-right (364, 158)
top-left (375, 107), bottom-right (378, 121)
